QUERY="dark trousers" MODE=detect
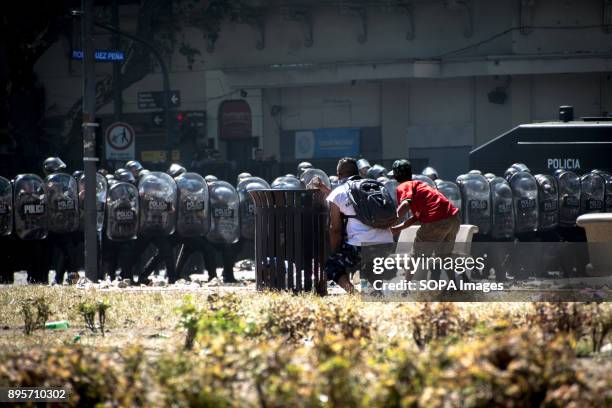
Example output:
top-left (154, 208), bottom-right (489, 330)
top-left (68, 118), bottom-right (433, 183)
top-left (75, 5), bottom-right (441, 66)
top-left (48, 232), bottom-right (79, 284)
top-left (175, 236), bottom-right (217, 280)
top-left (133, 236), bottom-right (178, 283)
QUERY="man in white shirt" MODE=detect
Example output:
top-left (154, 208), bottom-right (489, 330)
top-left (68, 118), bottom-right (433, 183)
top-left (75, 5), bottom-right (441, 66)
top-left (317, 157), bottom-right (394, 293)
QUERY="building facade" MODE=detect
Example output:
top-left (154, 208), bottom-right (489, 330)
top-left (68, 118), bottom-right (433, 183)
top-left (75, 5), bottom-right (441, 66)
top-left (35, 0), bottom-right (612, 178)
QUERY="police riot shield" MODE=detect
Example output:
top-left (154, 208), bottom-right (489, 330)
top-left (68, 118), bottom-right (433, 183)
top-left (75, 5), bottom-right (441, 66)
top-left (106, 182), bottom-right (139, 241)
top-left (78, 173), bottom-right (108, 232)
top-left (271, 176), bottom-right (304, 190)
top-left (0, 177), bottom-right (13, 236)
top-left (412, 174), bottom-right (437, 189)
top-left (535, 174), bottom-right (559, 231)
top-left (455, 174), bottom-right (469, 186)
top-left (437, 180), bottom-right (462, 214)
top-left (382, 179), bottom-right (400, 207)
top-left (175, 172), bottom-right (210, 238)
top-left (458, 174), bottom-right (491, 235)
top-left (508, 171), bottom-right (538, 234)
top-left (237, 176), bottom-right (270, 240)
top-left (489, 177), bottom-right (514, 240)
top-left (13, 174), bottom-right (47, 240)
top-left (555, 170), bottom-right (580, 227)
top-left (592, 171), bottom-right (612, 212)
top-left (580, 172), bottom-right (605, 214)
top-left (329, 176), bottom-right (340, 190)
top-left (300, 168), bottom-right (331, 190)
top-left (138, 172), bottom-right (177, 237)
top-left (46, 173), bottom-right (79, 234)
top-left (207, 180), bottom-right (240, 244)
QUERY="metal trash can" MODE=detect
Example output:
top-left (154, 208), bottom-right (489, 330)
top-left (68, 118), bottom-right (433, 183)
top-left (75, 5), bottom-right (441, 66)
top-left (249, 189), bottom-right (328, 295)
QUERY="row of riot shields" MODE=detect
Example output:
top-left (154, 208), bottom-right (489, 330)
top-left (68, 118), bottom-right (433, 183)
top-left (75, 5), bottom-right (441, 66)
top-left (1, 171), bottom-right (273, 246)
top-left (446, 169), bottom-right (611, 240)
top-left (378, 168), bottom-right (609, 241)
top-left (105, 173), bottom-right (270, 244)
top-left (1, 167), bottom-right (610, 246)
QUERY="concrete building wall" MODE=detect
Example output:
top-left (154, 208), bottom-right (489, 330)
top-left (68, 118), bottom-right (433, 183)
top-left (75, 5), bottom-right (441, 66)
top-left (32, 0), bottom-right (612, 174)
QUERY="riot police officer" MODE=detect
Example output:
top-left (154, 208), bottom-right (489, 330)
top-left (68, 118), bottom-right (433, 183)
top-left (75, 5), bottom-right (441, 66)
top-left (0, 176), bottom-right (14, 283)
top-left (507, 170), bottom-right (539, 278)
top-left (207, 177), bottom-right (241, 283)
top-left (457, 173), bottom-right (491, 279)
top-left (103, 172), bottom-right (139, 281)
top-left (43, 157), bottom-right (80, 284)
top-left (132, 171), bottom-right (178, 283)
top-left (170, 164), bottom-right (218, 281)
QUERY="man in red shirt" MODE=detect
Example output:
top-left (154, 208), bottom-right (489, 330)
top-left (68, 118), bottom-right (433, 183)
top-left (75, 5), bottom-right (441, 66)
top-left (391, 160), bottom-right (460, 260)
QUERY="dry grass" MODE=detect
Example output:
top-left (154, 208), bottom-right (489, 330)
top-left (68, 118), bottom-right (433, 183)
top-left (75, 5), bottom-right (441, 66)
top-left (0, 286), bottom-right (610, 407)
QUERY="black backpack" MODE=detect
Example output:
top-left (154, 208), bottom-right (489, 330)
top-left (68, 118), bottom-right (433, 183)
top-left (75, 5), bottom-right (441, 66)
top-left (345, 176), bottom-right (397, 229)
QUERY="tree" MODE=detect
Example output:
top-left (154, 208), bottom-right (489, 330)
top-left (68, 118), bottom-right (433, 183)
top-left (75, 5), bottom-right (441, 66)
top-left (1, 0), bottom-right (234, 173)
top-left (0, 0), bottom-right (74, 172)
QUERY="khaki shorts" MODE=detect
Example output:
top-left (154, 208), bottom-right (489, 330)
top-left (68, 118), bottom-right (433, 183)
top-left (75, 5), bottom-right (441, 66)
top-left (413, 214), bottom-right (461, 257)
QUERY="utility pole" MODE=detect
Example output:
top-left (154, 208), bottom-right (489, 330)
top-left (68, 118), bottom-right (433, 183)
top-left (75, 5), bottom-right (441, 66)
top-left (81, 0), bottom-right (99, 281)
top-left (111, 0), bottom-right (122, 171)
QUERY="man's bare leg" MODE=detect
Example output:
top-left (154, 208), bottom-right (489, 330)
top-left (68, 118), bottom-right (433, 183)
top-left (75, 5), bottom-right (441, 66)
top-left (336, 274), bottom-right (355, 294)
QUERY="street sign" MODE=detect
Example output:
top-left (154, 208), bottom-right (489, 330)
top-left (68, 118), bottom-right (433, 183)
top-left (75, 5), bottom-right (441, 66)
top-left (138, 91), bottom-right (181, 109)
top-left (71, 49), bottom-right (125, 62)
top-left (105, 122), bottom-right (135, 161)
top-left (152, 112), bottom-right (165, 127)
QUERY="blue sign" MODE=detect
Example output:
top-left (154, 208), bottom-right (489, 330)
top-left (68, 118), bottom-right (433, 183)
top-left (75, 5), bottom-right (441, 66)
top-left (295, 128), bottom-right (360, 159)
top-left (71, 50), bottom-right (125, 62)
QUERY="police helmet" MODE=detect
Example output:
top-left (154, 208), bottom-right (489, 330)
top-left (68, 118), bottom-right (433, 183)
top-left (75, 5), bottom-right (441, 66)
top-left (43, 157), bottom-right (67, 176)
top-left (205, 175), bottom-right (218, 183)
top-left (168, 163), bottom-right (187, 178)
top-left (366, 164), bottom-right (387, 180)
top-left (125, 160), bottom-right (144, 177)
top-left (297, 161), bottom-right (313, 175)
top-left (504, 167), bottom-right (519, 179)
top-left (73, 170), bottom-right (84, 180)
top-left (115, 169), bottom-right (136, 184)
top-left (357, 158), bottom-right (371, 177)
top-left (237, 172), bottom-right (252, 184)
top-left (468, 169), bottom-right (482, 175)
top-left (421, 166), bottom-right (439, 180)
top-left (511, 163), bottom-right (530, 173)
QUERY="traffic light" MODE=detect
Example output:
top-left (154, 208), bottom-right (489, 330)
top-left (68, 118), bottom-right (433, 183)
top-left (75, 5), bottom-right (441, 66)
top-left (173, 111), bottom-right (205, 144)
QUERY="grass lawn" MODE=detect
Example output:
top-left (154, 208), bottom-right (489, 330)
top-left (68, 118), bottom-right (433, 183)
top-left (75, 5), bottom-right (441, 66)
top-left (0, 285), bottom-right (611, 407)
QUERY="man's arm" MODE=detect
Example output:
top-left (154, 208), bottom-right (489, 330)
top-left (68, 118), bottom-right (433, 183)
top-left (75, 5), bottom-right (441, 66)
top-left (396, 198), bottom-right (411, 218)
top-left (390, 199), bottom-right (416, 235)
top-left (390, 216), bottom-right (416, 236)
top-left (328, 202), bottom-right (343, 252)
top-left (310, 176), bottom-right (332, 197)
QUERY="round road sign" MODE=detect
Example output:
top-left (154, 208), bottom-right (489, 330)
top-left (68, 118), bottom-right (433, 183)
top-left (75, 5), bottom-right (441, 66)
top-left (105, 122), bottom-right (135, 151)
